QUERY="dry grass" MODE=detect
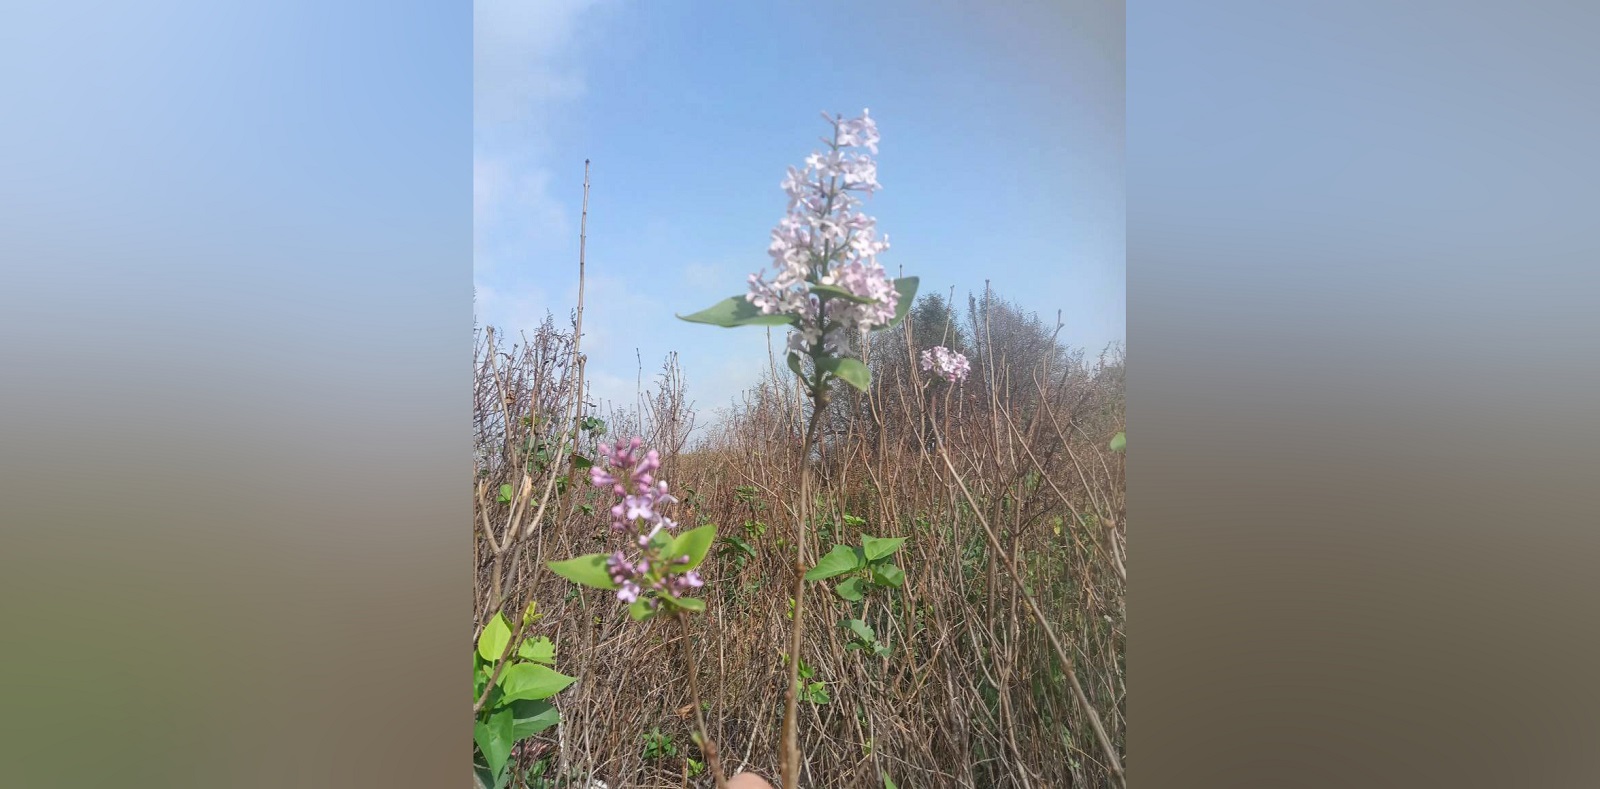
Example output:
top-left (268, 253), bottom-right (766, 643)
top-left (474, 294), bottom-right (1126, 788)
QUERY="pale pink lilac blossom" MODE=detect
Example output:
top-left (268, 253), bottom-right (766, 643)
top-left (920, 346), bottom-right (971, 383)
top-left (746, 110), bottom-right (898, 359)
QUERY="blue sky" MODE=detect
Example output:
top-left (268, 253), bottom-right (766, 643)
top-left (475, 0), bottom-right (1123, 426)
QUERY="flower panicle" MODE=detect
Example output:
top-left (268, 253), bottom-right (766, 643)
top-left (746, 109), bottom-right (898, 359)
top-left (590, 436), bottom-right (701, 609)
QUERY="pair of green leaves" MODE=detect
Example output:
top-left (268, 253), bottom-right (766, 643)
top-left (679, 278), bottom-right (920, 393)
top-left (805, 681), bottom-right (831, 705)
top-left (718, 533), bottom-right (758, 569)
top-left (840, 617), bottom-right (892, 657)
top-left (785, 657), bottom-right (831, 705)
top-left (787, 349), bottom-right (874, 393)
top-left (678, 277), bottom-right (918, 331)
top-left (475, 614), bottom-right (558, 667)
top-left (805, 534), bottom-right (908, 602)
top-left (546, 524), bottom-right (717, 621)
top-left (473, 696), bottom-right (561, 778)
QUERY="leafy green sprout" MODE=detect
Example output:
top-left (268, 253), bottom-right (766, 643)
top-left (804, 533), bottom-right (908, 602)
top-left (642, 727), bottom-right (679, 760)
top-left (805, 682), bottom-right (830, 705)
top-left (839, 617), bottom-right (892, 657)
top-left (716, 531), bottom-right (758, 570)
top-left (781, 654), bottom-right (831, 705)
top-left (732, 484), bottom-right (766, 514)
top-left (473, 608), bottom-right (576, 789)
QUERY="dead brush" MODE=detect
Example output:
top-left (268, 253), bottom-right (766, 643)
top-left (475, 303), bottom-right (1125, 788)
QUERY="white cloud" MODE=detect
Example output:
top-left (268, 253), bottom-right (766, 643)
top-left (474, 0), bottom-right (602, 129)
top-left (474, 0), bottom-right (607, 327)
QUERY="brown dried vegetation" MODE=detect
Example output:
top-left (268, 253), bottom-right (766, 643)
top-left (474, 288), bottom-right (1126, 788)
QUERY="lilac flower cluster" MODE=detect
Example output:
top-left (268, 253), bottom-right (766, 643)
top-left (589, 437), bottom-right (703, 606)
top-left (590, 437), bottom-right (676, 538)
top-left (747, 110), bottom-right (898, 358)
top-left (920, 346), bottom-right (971, 383)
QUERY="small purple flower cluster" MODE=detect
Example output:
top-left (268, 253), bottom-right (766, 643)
top-left (590, 437), bottom-right (676, 538)
top-left (920, 346), bottom-right (971, 383)
top-left (604, 550), bottom-right (704, 604)
top-left (590, 437), bottom-right (703, 606)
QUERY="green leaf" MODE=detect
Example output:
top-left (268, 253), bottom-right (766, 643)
top-left (861, 534), bottom-right (907, 562)
top-left (629, 600), bottom-right (657, 622)
top-left (570, 453), bottom-right (593, 472)
top-left (806, 544), bottom-right (865, 580)
top-left (678, 296), bottom-right (795, 327)
top-left (883, 773), bottom-right (899, 789)
top-left (810, 282), bottom-right (879, 304)
top-left (721, 534), bottom-right (757, 559)
top-left (879, 277), bottom-right (920, 331)
top-left (667, 523), bottom-right (717, 572)
top-left (786, 351), bottom-right (807, 384)
top-left (497, 663), bottom-right (577, 703)
top-left (477, 613), bottom-right (512, 662)
top-left (835, 577), bottom-right (867, 602)
top-left (497, 484), bottom-right (513, 504)
top-left (842, 618), bottom-right (876, 643)
top-left (474, 708), bottom-right (515, 774)
top-left (517, 636), bottom-right (555, 664)
top-left (1109, 431), bottom-right (1126, 452)
top-left (871, 563), bottom-right (906, 589)
top-left (807, 682), bottom-right (831, 704)
top-left (472, 751), bottom-right (501, 789)
top-left (671, 596), bottom-right (706, 613)
top-left (547, 553), bottom-right (618, 590)
top-left (816, 356), bottom-right (871, 392)
top-left (508, 699), bottom-right (561, 739)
